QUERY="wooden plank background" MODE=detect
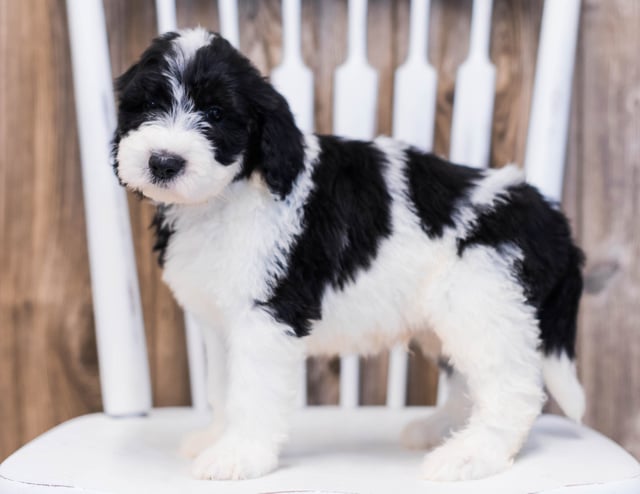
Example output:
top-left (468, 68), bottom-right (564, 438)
top-left (1, 0), bottom-right (638, 462)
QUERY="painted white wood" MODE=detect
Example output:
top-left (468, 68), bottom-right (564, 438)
top-left (449, 0), bottom-right (495, 168)
top-left (182, 312), bottom-right (208, 411)
top-left (524, 0), bottom-right (582, 202)
top-left (392, 0), bottom-right (437, 151)
top-left (3, 408), bottom-right (639, 493)
top-left (435, 369), bottom-right (449, 406)
top-left (339, 355), bottom-right (360, 408)
top-left (333, 0), bottom-right (378, 408)
top-left (387, 0), bottom-right (437, 409)
top-left (155, 0), bottom-right (177, 34)
top-left (218, 0), bottom-right (239, 48)
top-left (153, 0), bottom-right (209, 413)
top-left (65, 0), bottom-right (152, 416)
top-left (386, 346), bottom-right (409, 408)
top-left (271, 0), bottom-right (314, 134)
top-left (333, 0), bottom-right (379, 140)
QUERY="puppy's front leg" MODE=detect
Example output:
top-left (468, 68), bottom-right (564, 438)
top-left (192, 310), bottom-right (303, 480)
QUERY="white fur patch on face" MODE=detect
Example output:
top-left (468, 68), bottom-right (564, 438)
top-left (163, 29), bottom-right (216, 125)
top-left (117, 121), bottom-right (240, 204)
top-left (172, 28), bottom-right (215, 70)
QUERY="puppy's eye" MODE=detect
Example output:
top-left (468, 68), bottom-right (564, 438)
top-left (145, 100), bottom-right (158, 111)
top-left (205, 106), bottom-right (223, 122)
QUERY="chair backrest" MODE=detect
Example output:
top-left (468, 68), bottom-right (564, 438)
top-left (65, 0), bottom-right (581, 416)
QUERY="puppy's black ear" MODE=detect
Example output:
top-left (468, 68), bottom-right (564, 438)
top-left (115, 62), bottom-right (139, 94)
top-left (114, 32), bottom-right (179, 94)
top-left (249, 82), bottom-right (305, 198)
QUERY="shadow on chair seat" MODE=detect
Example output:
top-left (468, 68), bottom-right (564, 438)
top-left (2, 407), bottom-right (639, 494)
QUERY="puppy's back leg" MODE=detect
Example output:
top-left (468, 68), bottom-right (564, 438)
top-left (422, 248), bottom-right (545, 481)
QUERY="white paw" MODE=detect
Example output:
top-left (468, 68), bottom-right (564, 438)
top-left (401, 414), bottom-right (453, 450)
top-left (421, 437), bottom-right (512, 481)
top-left (192, 434), bottom-right (278, 480)
top-left (179, 422), bottom-right (225, 459)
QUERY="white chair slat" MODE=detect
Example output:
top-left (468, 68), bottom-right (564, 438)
top-left (386, 346), bottom-right (409, 408)
top-left (391, 0), bottom-right (437, 152)
top-left (449, 0), bottom-right (495, 168)
top-left (333, 0), bottom-right (378, 141)
top-left (387, 0), bottom-right (437, 408)
top-left (182, 313), bottom-right (209, 410)
top-left (524, 0), bottom-right (582, 202)
top-left (271, 0), bottom-right (315, 134)
top-left (333, 0), bottom-right (379, 408)
top-left (338, 355), bottom-right (360, 408)
top-left (66, 0), bottom-right (151, 416)
top-left (440, 0), bottom-right (496, 403)
top-left (155, 0), bottom-right (178, 34)
top-left (218, 0), bottom-right (240, 48)
top-left (435, 369), bottom-right (450, 406)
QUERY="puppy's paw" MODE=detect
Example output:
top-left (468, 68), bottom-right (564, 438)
top-left (401, 414), bottom-right (452, 450)
top-left (421, 437), bottom-right (512, 481)
top-left (192, 434), bottom-right (278, 480)
top-left (179, 422), bottom-right (225, 459)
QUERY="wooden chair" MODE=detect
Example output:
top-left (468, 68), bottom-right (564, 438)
top-left (2, 0), bottom-right (639, 492)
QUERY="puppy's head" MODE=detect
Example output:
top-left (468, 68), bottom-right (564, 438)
top-left (113, 28), bottom-right (303, 204)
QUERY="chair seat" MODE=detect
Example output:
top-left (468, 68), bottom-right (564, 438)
top-left (1, 407), bottom-right (639, 494)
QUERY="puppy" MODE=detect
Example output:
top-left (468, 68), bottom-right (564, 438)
top-left (113, 28), bottom-right (585, 481)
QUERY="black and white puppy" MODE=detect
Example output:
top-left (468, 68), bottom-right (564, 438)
top-left (113, 28), bottom-right (585, 481)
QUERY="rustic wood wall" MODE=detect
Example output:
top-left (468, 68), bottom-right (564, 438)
top-left (1, 0), bottom-right (638, 462)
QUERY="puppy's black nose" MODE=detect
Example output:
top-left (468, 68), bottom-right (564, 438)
top-left (149, 152), bottom-right (185, 180)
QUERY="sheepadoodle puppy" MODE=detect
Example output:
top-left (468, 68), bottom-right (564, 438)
top-left (112, 28), bottom-right (585, 481)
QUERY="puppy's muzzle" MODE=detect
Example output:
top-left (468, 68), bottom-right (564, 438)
top-left (149, 151), bottom-right (185, 181)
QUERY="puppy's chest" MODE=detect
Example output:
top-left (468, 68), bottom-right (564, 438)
top-left (161, 196), bottom-right (281, 321)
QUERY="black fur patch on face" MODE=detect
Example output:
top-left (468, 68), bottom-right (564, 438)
top-left (182, 37), bottom-right (254, 167)
top-left (112, 33), bottom-right (178, 177)
top-left (188, 36), bottom-right (304, 197)
top-left (404, 150), bottom-right (481, 238)
top-left (457, 184), bottom-right (584, 357)
top-left (261, 136), bottom-right (393, 337)
top-left (151, 205), bottom-right (174, 267)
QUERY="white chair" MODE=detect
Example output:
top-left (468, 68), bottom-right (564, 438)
top-left (2, 0), bottom-right (639, 493)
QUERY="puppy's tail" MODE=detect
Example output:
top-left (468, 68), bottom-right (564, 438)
top-left (543, 352), bottom-right (585, 423)
top-left (540, 244), bottom-right (586, 423)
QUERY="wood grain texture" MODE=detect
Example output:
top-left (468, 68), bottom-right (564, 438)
top-left (571, 0), bottom-right (640, 458)
top-left (1, 0), bottom-right (639, 462)
top-left (490, 0), bottom-right (543, 167)
top-left (0, 0), bottom-right (100, 460)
